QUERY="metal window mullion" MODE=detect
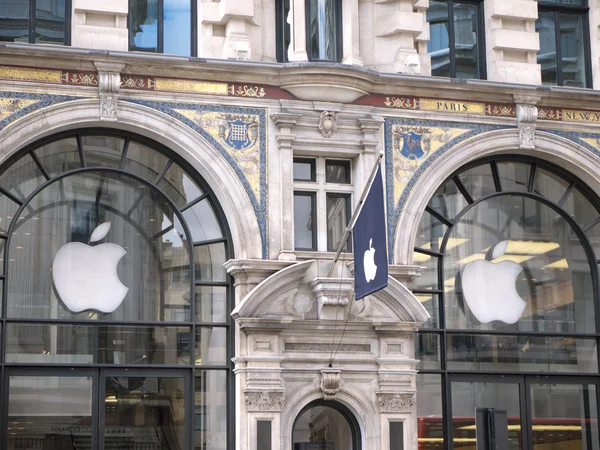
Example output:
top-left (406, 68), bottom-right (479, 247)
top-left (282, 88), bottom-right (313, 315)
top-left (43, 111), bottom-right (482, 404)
top-left (29, 0), bottom-right (36, 43)
top-left (191, 0), bottom-right (198, 57)
top-left (582, 9), bottom-right (593, 88)
top-left (555, 10), bottom-right (564, 86)
top-left (158, 0), bottom-right (165, 53)
top-left (448, 1), bottom-right (457, 78)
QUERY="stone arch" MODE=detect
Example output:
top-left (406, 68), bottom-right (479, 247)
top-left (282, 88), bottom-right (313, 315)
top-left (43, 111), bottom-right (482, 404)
top-left (0, 99), bottom-right (262, 259)
top-left (393, 128), bottom-right (600, 264)
top-left (282, 386), bottom-right (379, 450)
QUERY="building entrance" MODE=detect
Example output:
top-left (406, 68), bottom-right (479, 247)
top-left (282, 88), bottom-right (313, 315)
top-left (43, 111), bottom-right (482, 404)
top-left (4, 367), bottom-right (190, 450)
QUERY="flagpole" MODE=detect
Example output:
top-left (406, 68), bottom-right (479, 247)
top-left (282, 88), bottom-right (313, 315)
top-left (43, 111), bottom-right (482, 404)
top-left (326, 152), bottom-right (385, 278)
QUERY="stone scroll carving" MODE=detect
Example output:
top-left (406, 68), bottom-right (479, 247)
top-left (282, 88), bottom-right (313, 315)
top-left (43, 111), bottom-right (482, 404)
top-left (95, 62), bottom-right (124, 121)
top-left (245, 390), bottom-right (285, 411)
top-left (378, 393), bottom-right (415, 412)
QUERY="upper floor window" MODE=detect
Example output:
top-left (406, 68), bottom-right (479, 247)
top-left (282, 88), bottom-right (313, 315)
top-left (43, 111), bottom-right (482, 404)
top-left (293, 157), bottom-right (352, 252)
top-left (536, 0), bottom-right (590, 88)
top-left (306, 0), bottom-right (342, 62)
top-left (0, 0), bottom-right (71, 45)
top-left (427, 0), bottom-right (484, 79)
top-left (129, 0), bottom-right (197, 56)
top-left (276, 0), bottom-right (291, 62)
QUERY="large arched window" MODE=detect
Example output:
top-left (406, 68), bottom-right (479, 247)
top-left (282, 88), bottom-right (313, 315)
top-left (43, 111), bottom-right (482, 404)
top-left (0, 130), bottom-right (233, 450)
top-left (414, 156), bottom-right (600, 450)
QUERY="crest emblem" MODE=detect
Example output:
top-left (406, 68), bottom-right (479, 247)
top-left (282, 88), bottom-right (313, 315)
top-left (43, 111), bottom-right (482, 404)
top-left (400, 131), bottom-right (425, 159)
top-left (218, 114), bottom-right (258, 150)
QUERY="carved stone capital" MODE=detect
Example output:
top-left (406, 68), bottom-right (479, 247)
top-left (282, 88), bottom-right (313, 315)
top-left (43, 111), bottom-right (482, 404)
top-left (271, 112), bottom-right (302, 130)
top-left (377, 392), bottom-right (415, 413)
top-left (321, 368), bottom-right (341, 400)
top-left (244, 389), bottom-right (285, 412)
top-left (516, 103), bottom-right (538, 150)
top-left (94, 62), bottom-right (124, 122)
top-left (319, 111), bottom-right (338, 138)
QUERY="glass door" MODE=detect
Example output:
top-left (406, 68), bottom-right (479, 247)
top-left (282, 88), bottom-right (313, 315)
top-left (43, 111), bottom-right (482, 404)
top-left (100, 369), bottom-right (190, 450)
top-left (526, 377), bottom-right (599, 450)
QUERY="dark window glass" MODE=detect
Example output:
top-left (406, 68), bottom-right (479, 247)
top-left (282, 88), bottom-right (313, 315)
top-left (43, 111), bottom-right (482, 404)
top-left (307, 0), bottom-right (341, 61)
top-left (294, 192), bottom-right (316, 250)
top-left (325, 160), bottom-right (351, 184)
top-left (0, 0), bottom-right (69, 44)
top-left (536, 6), bottom-right (589, 87)
top-left (257, 421), bottom-right (272, 450)
top-left (416, 374), bottom-right (443, 449)
top-left (129, 0), bottom-right (194, 56)
top-left (427, 0), bottom-right (483, 79)
top-left (415, 332), bottom-right (442, 370)
top-left (390, 422), bottom-right (404, 450)
top-left (326, 193), bottom-right (350, 252)
top-left (276, 0), bottom-right (291, 62)
top-left (293, 158), bottom-right (316, 181)
top-left (293, 405), bottom-right (354, 448)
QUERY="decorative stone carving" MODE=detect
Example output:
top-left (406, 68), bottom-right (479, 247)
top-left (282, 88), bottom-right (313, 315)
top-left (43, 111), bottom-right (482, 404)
top-left (309, 277), bottom-right (354, 320)
top-left (516, 103), bottom-right (537, 150)
top-left (94, 62), bottom-right (125, 121)
top-left (378, 393), bottom-right (415, 412)
top-left (319, 111), bottom-right (337, 138)
top-left (321, 368), bottom-right (341, 400)
top-left (395, 53), bottom-right (421, 75)
top-left (245, 389), bottom-right (285, 411)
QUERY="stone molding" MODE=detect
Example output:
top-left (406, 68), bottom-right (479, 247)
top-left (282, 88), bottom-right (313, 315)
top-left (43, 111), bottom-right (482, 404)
top-left (377, 392), bottom-right (416, 413)
top-left (309, 277), bottom-right (354, 320)
top-left (245, 389), bottom-right (285, 412)
top-left (94, 62), bottom-right (124, 121)
top-left (515, 97), bottom-right (539, 150)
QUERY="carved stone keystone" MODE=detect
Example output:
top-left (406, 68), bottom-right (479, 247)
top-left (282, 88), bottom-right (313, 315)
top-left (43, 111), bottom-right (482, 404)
top-left (321, 368), bottom-right (341, 400)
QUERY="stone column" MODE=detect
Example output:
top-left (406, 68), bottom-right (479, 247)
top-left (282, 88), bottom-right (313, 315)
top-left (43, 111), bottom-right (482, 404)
top-left (271, 113), bottom-right (301, 262)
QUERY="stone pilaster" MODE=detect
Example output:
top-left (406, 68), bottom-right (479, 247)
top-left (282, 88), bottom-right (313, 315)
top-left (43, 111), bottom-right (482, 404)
top-left (94, 62), bottom-right (124, 121)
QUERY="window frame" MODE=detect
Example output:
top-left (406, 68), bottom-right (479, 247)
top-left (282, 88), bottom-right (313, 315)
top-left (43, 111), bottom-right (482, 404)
top-left (275, 0), bottom-right (291, 63)
top-left (304, 0), bottom-right (343, 63)
top-left (427, 0), bottom-right (486, 80)
top-left (1, 0), bottom-right (72, 45)
top-left (537, 0), bottom-right (591, 88)
top-left (128, 0), bottom-right (198, 57)
top-left (293, 190), bottom-right (317, 251)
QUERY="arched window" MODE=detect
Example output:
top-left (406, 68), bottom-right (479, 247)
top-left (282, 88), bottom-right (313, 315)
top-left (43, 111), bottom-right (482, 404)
top-left (293, 400), bottom-right (361, 450)
top-left (414, 156), bottom-right (600, 450)
top-left (0, 130), bottom-right (233, 449)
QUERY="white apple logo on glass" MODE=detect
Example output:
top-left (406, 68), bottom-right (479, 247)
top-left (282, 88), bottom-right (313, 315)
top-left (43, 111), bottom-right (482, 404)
top-left (460, 240), bottom-right (526, 324)
top-left (364, 238), bottom-right (378, 282)
top-left (52, 222), bottom-right (128, 313)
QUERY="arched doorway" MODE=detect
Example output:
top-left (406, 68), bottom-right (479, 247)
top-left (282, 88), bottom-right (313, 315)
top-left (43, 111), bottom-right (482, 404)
top-left (0, 130), bottom-right (234, 450)
top-left (413, 156), bottom-right (600, 450)
top-left (292, 400), bottom-right (361, 450)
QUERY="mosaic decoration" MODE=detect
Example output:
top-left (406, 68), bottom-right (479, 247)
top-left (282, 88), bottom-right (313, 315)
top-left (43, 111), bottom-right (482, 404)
top-left (538, 107), bottom-right (600, 123)
top-left (124, 99), bottom-right (268, 258)
top-left (385, 119), bottom-right (506, 261)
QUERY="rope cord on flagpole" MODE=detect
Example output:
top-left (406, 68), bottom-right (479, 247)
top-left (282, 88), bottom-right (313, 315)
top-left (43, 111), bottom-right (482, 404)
top-left (328, 250), bottom-right (346, 367)
top-left (330, 289), bottom-right (354, 365)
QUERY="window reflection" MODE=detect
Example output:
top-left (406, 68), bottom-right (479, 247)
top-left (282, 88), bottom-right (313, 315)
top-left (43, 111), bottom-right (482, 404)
top-left (308, 0), bottom-right (339, 61)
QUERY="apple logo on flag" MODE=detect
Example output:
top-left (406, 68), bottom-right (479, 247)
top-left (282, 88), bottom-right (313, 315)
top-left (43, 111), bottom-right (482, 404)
top-left (363, 238), bottom-right (378, 282)
top-left (52, 221), bottom-right (128, 313)
top-left (460, 240), bottom-right (526, 324)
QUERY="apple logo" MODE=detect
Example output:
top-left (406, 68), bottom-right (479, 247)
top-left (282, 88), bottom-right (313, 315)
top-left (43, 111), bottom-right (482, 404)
top-left (52, 221), bottom-right (128, 313)
top-left (363, 238), bottom-right (378, 282)
top-left (460, 240), bottom-right (526, 324)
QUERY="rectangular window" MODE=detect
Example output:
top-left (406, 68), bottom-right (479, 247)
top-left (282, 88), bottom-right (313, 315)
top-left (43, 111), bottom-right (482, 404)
top-left (536, 0), bottom-right (590, 87)
top-left (306, 0), bottom-right (342, 62)
top-left (293, 158), bottom-right (316, 182)
top-left (427, 0), bottom-right (484, 79)
top-left (326, 193), bottom-right (351, 252)
top-left (257, 420), bottom-right (272, 450)
top-left (275, 0), bottom-right (291, 62)
top-left (129, 0), bottom-right (196, 56)
top-left (326, 159), bottom-right (351, 184)
top-left (294, 192), bottom-right (316, 250)
top-left (0, 0), bottom-right (70, 45)
top-left (390, 421), bottom-right (404, 450)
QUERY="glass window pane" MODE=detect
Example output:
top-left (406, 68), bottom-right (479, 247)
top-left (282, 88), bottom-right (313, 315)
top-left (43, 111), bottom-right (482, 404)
top-left (7, 172), bottom-right (191, 322)
top-left (129, 0), bottom-right (159, 52)
top-left (562, 187), bottom-right (599, 229)
top-left (537, 11), bottom-right (558, 85)
top-left (413, 252), bottom-right (439, 290)
top-left (427, 1), bottom-right (450, 77)
top-left (451, 381), bottom-right (521, 450)
top-left (530, 383), bottom-right (599, 450)
top-left (326, 193), bottom-right (350, 252)
top-left (428, 179), bottom-right (468, 221)
top-left (0, 153), bottom-right (45, 202)
top-left (0, 0), bottom-right (29, 43)
top-left (123, 140), bottom-right (169, 183)
top-left (195, 327), bottom-right (227, 365)
top-left (0, 194), bottom-right (20, 234)
top-left (195, 370), bottom-right (228, 449)
top-left (293, 406), bottom-right (353, 448)
top-left (195, 285), bottom-right (227, 323)
top-left (415, 332), bottom-right (441, 370)
top-left (35, 1), bottom-right (65, 44)
top-left (415, 292), bottom-right (439, 328)
top-left (560, 13), bottom-right (586, 88)
top-left (158, 161), bottom-right (203, 209)
top-left (181, 198), bottom-right (223, 242)
top-left (82, 135), bottom-right (125, 168)
top-left (444, 195), bottom-right (595, 333)
top-left (417, 374), bottom-right (443, 450)
top-left (5, 323), bottom-right (192, 364)
top-left (533, 167), bottom-right (569, 204)
top-left (325, 160), bottom-right (351, 184)
top-left (194, 242), bottom-right (227, 282)
top-left (34, 137), bottom-right (81, 176)
top-left (104, 375), bottom-right (186, 448)
top-left (294, 193), bottom-right (315, 250)
top-left (308, 0), bottom-right (338, 61)
top-left (454, 2), bottom-right (479, 79)
top-left (457, 163), bottom-right (496, 200)
top-left (163, 0), bottom-right (191, 56)
top-left (497, 161), bottom-right (530, 192)
top-left (293, 159), bottom-right (315, 181)
top-left (415, 210), bottom-right (448, 251)
top-left (447, 333), bottom-right (598, 373)
top-left (9, 375), bottom-right (93, 445)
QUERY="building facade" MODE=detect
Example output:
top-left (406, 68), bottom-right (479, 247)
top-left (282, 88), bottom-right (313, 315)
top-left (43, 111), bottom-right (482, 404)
top-left (0, 0), bottom-right (599, 449)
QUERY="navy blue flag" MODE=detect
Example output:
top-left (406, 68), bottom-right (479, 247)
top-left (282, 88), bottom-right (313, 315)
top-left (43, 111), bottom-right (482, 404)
top-left (353, 165), bottom-right (388, 300)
